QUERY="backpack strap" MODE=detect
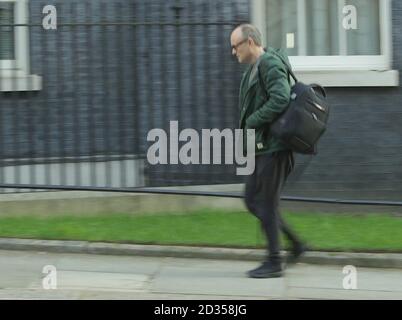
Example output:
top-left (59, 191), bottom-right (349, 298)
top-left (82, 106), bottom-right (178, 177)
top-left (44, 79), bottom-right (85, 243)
top-left (257, 50), bottom-right (297, 98)
top-left (257, 66), bottom-right (268, 100)
top-left (270, 50), bottom-right (298, 84)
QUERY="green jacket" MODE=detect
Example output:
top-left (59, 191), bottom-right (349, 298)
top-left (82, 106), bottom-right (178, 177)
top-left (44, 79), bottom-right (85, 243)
top-left (239, 47), bottom-right (291, 156)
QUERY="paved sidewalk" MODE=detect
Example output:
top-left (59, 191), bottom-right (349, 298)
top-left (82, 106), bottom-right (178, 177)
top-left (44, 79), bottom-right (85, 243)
top-left (0, 238), bottom-right (402, 269)
top-left (1, 249), bottom-right (402, 300)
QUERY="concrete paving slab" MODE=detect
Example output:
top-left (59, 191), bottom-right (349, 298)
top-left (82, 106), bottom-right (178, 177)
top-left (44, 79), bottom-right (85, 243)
top-left (287, 287), bottom-right (402, 300)
top-left (49, 271), bottom-right (150, 291)
top-left (0, 288), bottom-right (270, 300)
top-left (0, 289), bottom-right (82, 300)
top-left (55, 253), bottom-right (165, 275)
top-left (151, 259), bottom-right (286, 298)
top-left (286, 264), bottom-right (402, 292)
top-left (1, 249), bottom-right (401, 300)
top-left (0, 251), bottom-right (60, 289)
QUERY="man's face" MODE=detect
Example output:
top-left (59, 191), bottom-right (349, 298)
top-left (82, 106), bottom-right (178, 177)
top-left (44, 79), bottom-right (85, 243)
top-left (231, 29), bottom-right (250, 64)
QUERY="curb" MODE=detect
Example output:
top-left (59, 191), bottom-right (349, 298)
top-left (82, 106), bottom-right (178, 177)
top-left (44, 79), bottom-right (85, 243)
top-left (0, 238), bottom-right (402, 269)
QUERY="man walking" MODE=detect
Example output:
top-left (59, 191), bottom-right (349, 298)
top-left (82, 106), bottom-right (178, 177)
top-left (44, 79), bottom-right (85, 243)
top-left (231, 24), bottom-right (307, 278)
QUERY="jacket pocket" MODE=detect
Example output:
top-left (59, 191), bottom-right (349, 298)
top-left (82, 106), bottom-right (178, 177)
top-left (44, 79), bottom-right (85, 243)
top-left (254, 126), bottom-right (270, 152)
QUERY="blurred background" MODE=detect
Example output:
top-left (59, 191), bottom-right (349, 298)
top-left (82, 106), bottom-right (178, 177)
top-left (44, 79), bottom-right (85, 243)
top-left (0, 0), bottom-right (401, 208)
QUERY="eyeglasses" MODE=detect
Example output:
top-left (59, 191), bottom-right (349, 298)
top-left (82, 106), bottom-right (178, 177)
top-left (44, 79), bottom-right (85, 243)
top-left (231, 38), bottom-right (248, 52)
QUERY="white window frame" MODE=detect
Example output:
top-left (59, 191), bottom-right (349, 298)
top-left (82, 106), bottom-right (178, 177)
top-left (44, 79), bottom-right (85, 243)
top-left (252, 0), bottom-right (399, 87)
top-left (0, 0), bottom-right (42, 91)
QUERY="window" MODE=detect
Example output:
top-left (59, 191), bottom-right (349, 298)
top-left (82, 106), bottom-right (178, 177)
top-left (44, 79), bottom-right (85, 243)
top-left (0, 0), bottom-right (41, 91)
top-left (0, 1), bottom-right (14, 60)
top-left (252, 0), bottom-right (398, 86)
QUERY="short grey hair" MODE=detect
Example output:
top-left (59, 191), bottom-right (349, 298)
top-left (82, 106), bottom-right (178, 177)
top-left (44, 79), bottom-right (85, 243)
top-left (238, 24), bottom-right (262, 47)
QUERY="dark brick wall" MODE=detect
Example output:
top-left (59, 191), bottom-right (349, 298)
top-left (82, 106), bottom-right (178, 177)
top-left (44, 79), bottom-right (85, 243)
top-left (0, 0), bottom-right (247, 160)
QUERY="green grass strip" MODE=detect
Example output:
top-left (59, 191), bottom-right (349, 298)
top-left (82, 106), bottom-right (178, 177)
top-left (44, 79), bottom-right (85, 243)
top-left (0, 210), bottom-right (401, 252)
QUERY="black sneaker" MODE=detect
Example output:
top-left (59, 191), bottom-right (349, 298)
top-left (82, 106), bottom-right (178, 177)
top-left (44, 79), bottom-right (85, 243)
top-left (286, 243), bottom-right (308, 264)
top-left (247, 260), bottom-right (283, 278)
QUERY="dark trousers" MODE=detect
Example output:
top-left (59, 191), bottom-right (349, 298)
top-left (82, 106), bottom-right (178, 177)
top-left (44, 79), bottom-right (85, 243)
top-left (244, 150), bottom-right (301, 260)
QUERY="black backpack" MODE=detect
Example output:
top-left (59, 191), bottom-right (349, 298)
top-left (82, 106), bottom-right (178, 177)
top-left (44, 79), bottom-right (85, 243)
top-left (258, 52), bottom-right (330, 155)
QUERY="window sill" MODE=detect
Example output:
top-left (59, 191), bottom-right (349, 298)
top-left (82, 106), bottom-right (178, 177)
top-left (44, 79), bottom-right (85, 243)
top-left (0, 74), bottom-right (42, 92)
top-left (293, 70), bottom-right (399, 87)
